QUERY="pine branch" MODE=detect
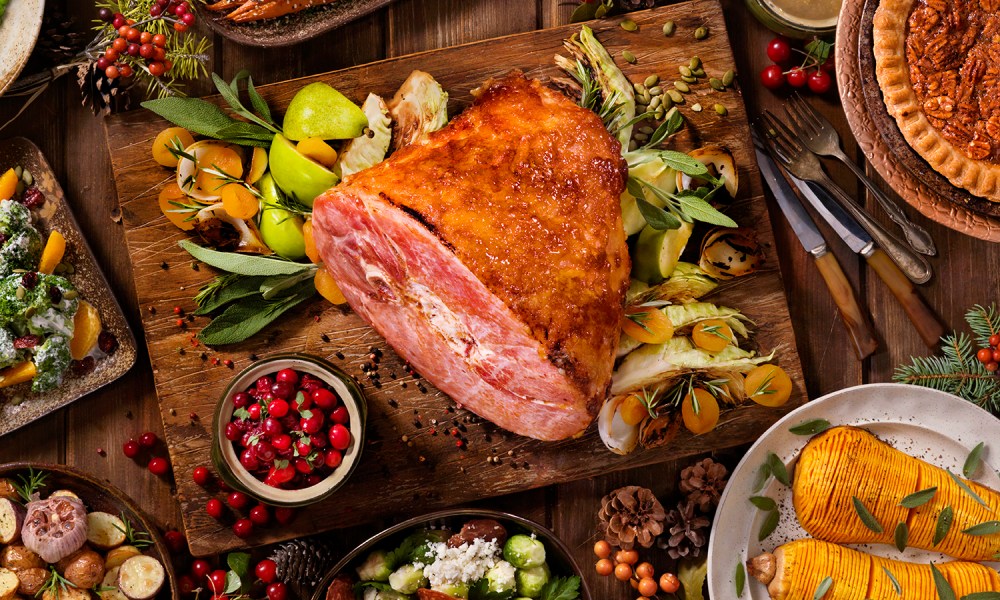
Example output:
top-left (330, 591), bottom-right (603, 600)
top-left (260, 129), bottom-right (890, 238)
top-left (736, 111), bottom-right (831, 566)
top-left (894, 305), bottom-right (1000, 412)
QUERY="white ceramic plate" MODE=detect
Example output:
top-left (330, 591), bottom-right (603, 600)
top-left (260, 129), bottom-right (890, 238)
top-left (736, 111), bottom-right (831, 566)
top-left (0, 0), bottom-right (45, 96)
top-left (707, 383), bottom-right (1000, 599)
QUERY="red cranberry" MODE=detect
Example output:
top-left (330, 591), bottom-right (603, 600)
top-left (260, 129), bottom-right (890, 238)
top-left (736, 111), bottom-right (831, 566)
top-left (191, 559), bottom-right (212, 580)
top-left (311, 388), bottom-right (338, 410)
top-left (292, 391), bottom-right (312, 412)
top-left (328, 424), bottom-right (351, 450)
top-left (263, 417), bottom-right (284, 436)
top-left (309, 433), bottom-right (327, 449)
top-left (232, 392), bottom-right (250, 408)
top-left (271, 380), bottom-right (294, 399)
top-left (255, 559), bottom-right (278, 583)
top-left (256, 376), bottom-right (274, 392)
top-left (112, 13), bottom-right (126, 28)
top-left (301, 412), bottom-right (325, 434)
top-left (267, 399), bottom-right (288, 418)
top-left (274, 507), bottom-right (296, 525)
top-left (181, 11), bottom-right (195, 25)
top-left (21, 186), bottom-right (45, 208)
top-left (240, 448), bottom-right (259, 471)
top-left (227, 491), bottom-right (250, 510)
top-left (148, 457), bottom-right (170, 476)
top-left (13, 335), bottom-right (41, 349)
top-left (275, 368), bottom-right (299, 384)
top-left (208, 570), bottom-right (227, 594)
top-left (295, 440), bottom-right (312, 456)
top-left (224, 422), bottom-right (241, 442)
top-left (206, 498), bottom-right (225, 520)
top-left (247, 404), bottom-right (262, 420)
top-left (164, 529), bottom-right (186, 553)
top-left (330, 406), bottom-right (349, 425)
top-left (255, 442), bottom-right (276, 463)
top-left (325, 449), bottom-right (343, 469)
top-left (98, 331), bottom-right (119, 354)
top-left (271, 434), bottom-right (292, 451)
top-left (178, 574), bottom-right (196, 595)
top-left (266, 582), bottom-right (288, 600)
top-left (192, 466), bottom-right (211, 486)
top-left (249, 504), bottom-right (270, 526)
top-left (269, 464), bottom-right (295, 484)
top-left (139, 431), bottom-right (158, 447)
top-left (294, 458), bottom-right (312, 474)
top-left (305, 474), bottom-right (323, 487)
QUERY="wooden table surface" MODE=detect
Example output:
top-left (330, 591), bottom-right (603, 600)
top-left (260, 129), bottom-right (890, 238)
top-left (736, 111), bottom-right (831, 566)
top-left (1, 0), bottom-right (995, 597)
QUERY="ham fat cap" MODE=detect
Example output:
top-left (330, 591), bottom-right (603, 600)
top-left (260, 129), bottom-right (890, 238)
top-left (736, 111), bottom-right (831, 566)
top-left (312, 72), bottom-right (629, 440)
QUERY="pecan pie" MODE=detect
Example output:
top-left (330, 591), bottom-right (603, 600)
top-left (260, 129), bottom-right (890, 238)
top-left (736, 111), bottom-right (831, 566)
top-left (873, 0), bottom-right (1000, 201)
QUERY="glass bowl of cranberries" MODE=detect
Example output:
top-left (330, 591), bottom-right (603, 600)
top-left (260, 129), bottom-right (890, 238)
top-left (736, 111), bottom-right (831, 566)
top-left (211, 353), bottom-right (367, 506)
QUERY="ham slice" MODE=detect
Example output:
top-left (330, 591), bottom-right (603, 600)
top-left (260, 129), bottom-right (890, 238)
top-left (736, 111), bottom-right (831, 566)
top-left (312, 72), bottom-right (629, 441)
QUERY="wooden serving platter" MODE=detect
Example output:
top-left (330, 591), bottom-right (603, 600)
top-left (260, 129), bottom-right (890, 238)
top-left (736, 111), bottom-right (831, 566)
top-left (104, 0), bottom-right (805, 556)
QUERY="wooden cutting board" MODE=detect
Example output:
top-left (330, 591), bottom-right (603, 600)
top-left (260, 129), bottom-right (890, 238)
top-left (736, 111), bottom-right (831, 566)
top-left (104, 0), bottom-right (805, 556)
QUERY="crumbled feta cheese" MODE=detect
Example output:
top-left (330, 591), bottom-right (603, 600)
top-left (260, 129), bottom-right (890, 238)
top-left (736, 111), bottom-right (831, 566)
top-left (422, 538), bottom-right (502, 587)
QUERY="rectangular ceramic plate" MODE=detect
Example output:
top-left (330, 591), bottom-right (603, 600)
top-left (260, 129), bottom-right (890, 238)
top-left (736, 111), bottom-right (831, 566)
top-left (0, 137), bottom-right (137, 436)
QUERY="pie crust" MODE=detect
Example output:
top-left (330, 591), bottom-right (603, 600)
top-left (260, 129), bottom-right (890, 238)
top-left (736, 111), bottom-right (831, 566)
top-left (873, 0), bottom-right (1000, 202)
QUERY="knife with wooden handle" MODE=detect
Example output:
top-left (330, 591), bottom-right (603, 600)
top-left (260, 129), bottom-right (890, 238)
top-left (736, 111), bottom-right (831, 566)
top-left (754, 146), bottom-right (879, 360)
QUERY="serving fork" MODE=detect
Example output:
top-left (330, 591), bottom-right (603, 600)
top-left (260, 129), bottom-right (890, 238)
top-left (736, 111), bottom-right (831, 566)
top-left (760, 110), bottom-right (933, 285)
top-left (784, 94), bottom-right (937, 257)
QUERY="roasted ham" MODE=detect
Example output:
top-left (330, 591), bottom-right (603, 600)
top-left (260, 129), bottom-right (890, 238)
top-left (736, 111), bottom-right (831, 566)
top-left (311, 72), bottom-right (629, 441)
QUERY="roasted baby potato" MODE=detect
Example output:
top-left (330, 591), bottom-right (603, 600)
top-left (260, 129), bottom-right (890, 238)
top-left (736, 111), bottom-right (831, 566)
top-left (105, 545), bottom-right (141, 570)
top-left (0, 546), bottom-right (44, 572)
top-left (58, 547), bottom-right (105, 589)
top-left (86, 512), bottom-right (127, 550)
top-left (0, 567), bottom-right (20, 600)
top-left (14, 567), bottom-right (46, 597)
top-left (0, 480), bottom-right (16, 502)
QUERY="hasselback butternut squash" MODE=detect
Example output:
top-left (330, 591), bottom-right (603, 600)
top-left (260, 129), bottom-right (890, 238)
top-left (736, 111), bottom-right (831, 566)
top-left (793, 426), bottom-right (1000, 561)
top-left (748, 539), bottom-right (1000, 600)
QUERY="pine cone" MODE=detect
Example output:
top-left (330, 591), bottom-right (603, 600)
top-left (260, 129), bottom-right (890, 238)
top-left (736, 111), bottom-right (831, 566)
top-left (616, 0), bottom-right (657, 9)
top-left (597, 486), bottom-right (666, 550)
top-left (658, 500), bottom-right (711, 560)
top-left (77, 61), bottom-right (129, 116)
top-left (34, 11), bottom-right (87, 64)
top-left (679, 457), bottom-right (729, 512)
top-left (267, 536), bottom-right (335, 598)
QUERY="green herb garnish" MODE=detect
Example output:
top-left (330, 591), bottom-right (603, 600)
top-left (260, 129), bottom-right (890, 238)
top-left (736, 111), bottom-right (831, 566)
top-left (900, 487), bottom-right (937, 508)
top-left (789, 418), bottom-right (831, 435)
top-left (851, 497), bottom-right (883, 533)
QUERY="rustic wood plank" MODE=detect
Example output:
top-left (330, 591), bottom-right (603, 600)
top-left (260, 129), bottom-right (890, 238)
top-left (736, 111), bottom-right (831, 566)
top-left (387, 0), bottom-right (538, 56)
top-left (104, 1), bottom-right (805, 556)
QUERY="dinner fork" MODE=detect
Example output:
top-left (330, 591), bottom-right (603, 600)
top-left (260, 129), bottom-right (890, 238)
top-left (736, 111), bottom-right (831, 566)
top-left (760, 110), bottom-right (933, 285)
top-left (784, 93), bottom-right (937, 256)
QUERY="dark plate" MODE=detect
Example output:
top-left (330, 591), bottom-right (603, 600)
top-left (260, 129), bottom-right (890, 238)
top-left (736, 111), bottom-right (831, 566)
top-left (310, 509), bottom-right (593, 600)
top-left (0, 462), bottom-right (178, 599)
top-left (855, 0), bottom-right (1000, 219)
top-left (0, 137), bottom-right (137, 437)
top-left (195, 0), bottom-right (394, 48)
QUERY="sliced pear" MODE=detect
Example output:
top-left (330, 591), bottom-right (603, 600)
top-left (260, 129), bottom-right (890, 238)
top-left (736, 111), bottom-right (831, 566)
top-left (282, 82), bottom-right (368, 141)
top-left (268, 133), bottom-right (339, 207)
top-left (631, 221), bottom-right (694, 284)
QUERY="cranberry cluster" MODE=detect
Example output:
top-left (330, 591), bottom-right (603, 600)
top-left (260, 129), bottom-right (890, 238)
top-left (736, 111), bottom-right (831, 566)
top-left (976, 334), bottom-right (1000, 372)
top-left (96, 1), bottom-right (196, 81)
top-left (226, 368), bottom-right (352, 489)
top-left (759, 37), bottom-right (835, 94)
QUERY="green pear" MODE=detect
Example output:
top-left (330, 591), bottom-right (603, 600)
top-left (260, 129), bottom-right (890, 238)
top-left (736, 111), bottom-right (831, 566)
top-left (257, 173), bottom-right (306, 260)
top-left (268, 133), bottom-right (339, 207)
top-left (282, 82), bottom-right (369, 141)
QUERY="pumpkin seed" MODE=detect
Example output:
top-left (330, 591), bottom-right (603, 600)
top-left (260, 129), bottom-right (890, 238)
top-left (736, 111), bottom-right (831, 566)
top-left (628, 140), bottom-right (638, 152)
top-left (22, 170), bottom-right (32, 186)
top-left (644, 74), bottom-right (659, 87)
top-left (649, 96), bottom-right (662, 110)
top-left (54, 263), bottom-right (67, 274)
top-left (692, 103), bottom-right (703, 112)
top-left (674, 81), bottom-right (690, 93)
top-left (667, 90), bottom-right (684, 104)
top-left (24, 307), bottom-right (35, 319)
top-left (9, 395), bottom-right (24, 406)
top-left (692, 67), bottom-right (706, 77)
top-left (641, 89), bottom-right (652, 103)
top-left (639, 125), bottom-right (655, 135)
top-left (710, 77), bottom-right (725, 91)
top-left (679, 66), bottom-right (693, 77)
top-left (15, 286), bottom-right (25, 300)
top-left (654, 107), bottom-right (665, 120)
top-left (689, 56), bottom-right (702, 69)
top-left (648, 85), bottom-right (662, 96)
top-left (682, 75), bottom-right (697, 83)
top-left (634, 132), bottom-right (649, 142)
top-left (64, 263), bottom-right (75, 274)
top-left (13, 166), bottom-right (22, 179)
top-left (621, 19), bottom-right (638, 32)
top-left (662, 20), bottom-right (675, 36)
top-left (633, 82), bottom-right (646, 94)
top-left (694, 26), bottom-right (709, 39)
top-left (722, 70), bottom-right (736, 87)
top-left (622, 50), bottom-right (637, 64)
top-left (714, 103), bottom-right (728, 116)
top-left (63, 290), bottom-right (79, 300)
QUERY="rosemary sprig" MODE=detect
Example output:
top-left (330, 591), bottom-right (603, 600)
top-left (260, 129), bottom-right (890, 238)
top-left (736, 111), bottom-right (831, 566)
top-left (12, 468), bottom-right (48, 503)
top-left (39, 566), bottom-right (79, 599)
top-left (111, 513), bottom-right (153, 548)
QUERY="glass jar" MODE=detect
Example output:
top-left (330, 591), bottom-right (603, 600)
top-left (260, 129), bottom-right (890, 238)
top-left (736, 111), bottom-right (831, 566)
top-left (744, 0), bottom-right (841, 39)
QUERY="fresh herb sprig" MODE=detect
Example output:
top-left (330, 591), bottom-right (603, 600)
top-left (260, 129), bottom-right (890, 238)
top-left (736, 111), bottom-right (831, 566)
top-left (12, 468), bottom-right (48, 503)
top-left (111, 513), bottom-right (153, 549)
top-left (39, 566), bottom-right (80, 600)
top-left (625, 149), bottom-right (738, 230)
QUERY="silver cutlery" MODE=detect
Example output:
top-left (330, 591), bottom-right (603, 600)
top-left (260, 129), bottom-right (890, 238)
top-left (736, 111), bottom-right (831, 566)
top-left (784, 93), bottom-right (937, 256)
top-left (760, 110), bottom-right (933, 285)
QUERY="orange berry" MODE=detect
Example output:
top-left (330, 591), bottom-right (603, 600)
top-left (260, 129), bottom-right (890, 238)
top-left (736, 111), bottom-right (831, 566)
top-left (660, 573), bottom-right (680, 593)
top-left (614, 563), bottom-right (632, 582)
top-left (595, 558), bottom-right (614, 577)
top-left (635, 562), bottom-right (654, 580)
top-left (594, 540), bottom-right (612, 559)
top-left (621, 549), bottom-right (640, 565)
top-left (638, 577), bottom-right (658, 597)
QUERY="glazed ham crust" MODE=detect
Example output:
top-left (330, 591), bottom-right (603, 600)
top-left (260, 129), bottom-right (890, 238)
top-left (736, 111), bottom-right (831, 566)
top-left (312, 72), bottom-right (629, 440)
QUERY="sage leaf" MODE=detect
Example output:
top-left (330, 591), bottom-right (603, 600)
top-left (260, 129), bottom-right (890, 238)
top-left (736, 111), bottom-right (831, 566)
top-left (961, 520), bottom-right (1000, 536)
top-left (882, 567), bottom-right (901, 596)
top-left (893, 521), bottom-right (908, 552)
top-left (758, 509), bottom-right (779, 541)
top-left (852, 497), bottom-right (883, 533)
top-left (963, 442), bottom-right (986, 479)
top-left (635, 196), bottom-right (681, 230)
top-left (657, 150), bottom-right (708, 176)
top-left (644, 109), bottom-right (684, 148)
top-left (246, 76), bottom-right (274, 125)
top-left (213, 72), bottom-right (281, 135)
top-left (197, 280), bottom-right (316, 345)
top-left (260, 269), bottom-right (318, 300)
top-left (934, 505), bottom-right (954, 546)
top-left (626, 176), bottom-right (646, 201)
top-left (749, 496), bottom-right (777, 511)
top-left (677, 192), bottom-right (738, 227)
top-left (813, 576), bottom-right (833, 600)
top-left (194, 274), bottom-right (268, 315)
top-left (180, 240), bottom-right (312, 276)
top-left (789, 418), bottom-right (831, 435)
top-left (735, 562), bottom-right (745, 597)
top-left (930, 563), bottom-right (956, 600)
top-left (948, 470), bottom-right (990, 509)
top-left (215, 122), bottom-right (275, 142)
top-left (900, 487), bottom-right (937, 509)
top-left (962, 593), bottom-right (1000, 600)
top-left (141, 97), bottom-right (238, 139)
top-left (766, 452), bottom-right (790, 486)
top-left (752, 462), bottom-right (772, 494)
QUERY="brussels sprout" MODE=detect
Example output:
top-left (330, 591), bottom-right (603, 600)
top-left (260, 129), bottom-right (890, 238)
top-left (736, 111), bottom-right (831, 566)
top-left (502, 535), bottom-right (546, 569)
top-left (399, 529), bottom-right (448, 564)
top-left (388, 564), bottom-right (427, 594)
top-left (484, 561), bottom-right (517, 595)
top-left (357, 550), bottom-right (393, 582)
top-left (387, 71), bottom-right (449, 149)
top-left (432, 582), bottom-right (470, 599)
top-left (515, 563), bottom-right (550, 599)
top-left (362, 587), bottom-right (411, 600)
top-left (32, 334), bottom-right (71, 392)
